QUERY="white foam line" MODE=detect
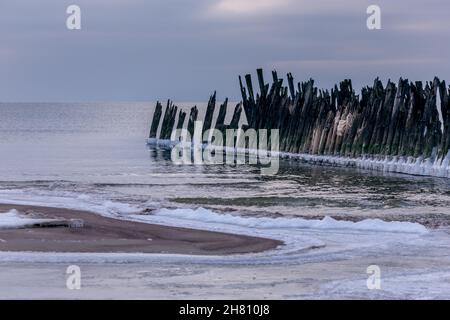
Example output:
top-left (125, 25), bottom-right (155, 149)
top-left (148, 139), bottom-right (450, 178)
top-left (0, 209), bottom-right (59, 230)
top-left (142, 207), bottom-right (429, 234)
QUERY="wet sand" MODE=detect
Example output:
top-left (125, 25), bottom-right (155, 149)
top-left (0, 204), bottom-right (282, 255)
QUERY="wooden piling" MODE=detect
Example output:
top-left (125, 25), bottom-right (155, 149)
top-left (149, 101), bottom-right (163, 138)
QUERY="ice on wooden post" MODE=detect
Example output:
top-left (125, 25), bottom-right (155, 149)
top-left (147, 68), bottom-right (450, 178)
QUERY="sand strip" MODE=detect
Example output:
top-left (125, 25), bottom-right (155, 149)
top-left (0, 204), bottom-right (282, 255)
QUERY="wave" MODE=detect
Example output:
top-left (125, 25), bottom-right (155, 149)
top-left (133, 207), bottom-right (428, 234)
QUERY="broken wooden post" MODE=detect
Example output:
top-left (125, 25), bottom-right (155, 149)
top-left (176, 110), bottom-right (187, 130)
top-left (215, 98), bottom-right (228, 132)
top-left (187, 106), bottom-right (198, 138)
top-left (149, 101), bottom-right (163, 138)
top-left (202, 92), bottom-right (217, 137)
top-left (159, 100), bottom-right (178, 140)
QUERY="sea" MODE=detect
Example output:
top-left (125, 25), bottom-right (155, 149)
top-left (1, 102), bottom-right (450, 298)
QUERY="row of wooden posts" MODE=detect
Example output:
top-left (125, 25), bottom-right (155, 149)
top-left (149, 68), bottom-right (450, 160)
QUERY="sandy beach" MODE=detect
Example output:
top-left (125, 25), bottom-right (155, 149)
top-left (0, 204), bottom-right (282, 255)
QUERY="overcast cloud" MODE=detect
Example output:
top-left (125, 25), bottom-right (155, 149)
top-left (1, 0), bottom-right (449, 101)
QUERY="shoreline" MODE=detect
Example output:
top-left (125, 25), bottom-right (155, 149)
top-left (0, 204), bottom-right (282, 256)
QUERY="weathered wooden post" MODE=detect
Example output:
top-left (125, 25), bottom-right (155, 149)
top-left (215, 98), bottom-right (228, 132)
top-left (202, 92), bottom-right (217, 137)
top-left (149, 101), bottom-right (163, 139)
top-left (159, 100), bottom-right (178, 140)
top-left (187, 106), bottom-right (198, 139)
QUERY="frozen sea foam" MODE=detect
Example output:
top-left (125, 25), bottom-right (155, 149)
top-left (133, 207), bottom-right (429, 234)
top-left (0, 209), bottom-right (57, 229)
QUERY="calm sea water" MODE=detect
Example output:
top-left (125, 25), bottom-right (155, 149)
top-left (1, 102), bottom-right (450, 226)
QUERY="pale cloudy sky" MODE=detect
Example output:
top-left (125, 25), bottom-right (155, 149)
top-left (1, 0), bottom-right (449, 101)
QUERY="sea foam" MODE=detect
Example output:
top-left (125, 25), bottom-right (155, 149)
top-left (132, 206), bottom-right (429, 234)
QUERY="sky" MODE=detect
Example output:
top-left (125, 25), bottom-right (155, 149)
top-left (1, 0), bottom-right (449, 102)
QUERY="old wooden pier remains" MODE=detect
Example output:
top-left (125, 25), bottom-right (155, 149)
top-left (148, 69), bottom-right (450, 177)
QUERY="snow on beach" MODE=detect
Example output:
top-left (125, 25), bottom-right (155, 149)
top-left (1, 191), bottom-right (450, 299)
top-left (0, 189), bottom-right (434, 264)
top-left (0, 209), bottom-right (57, 230)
